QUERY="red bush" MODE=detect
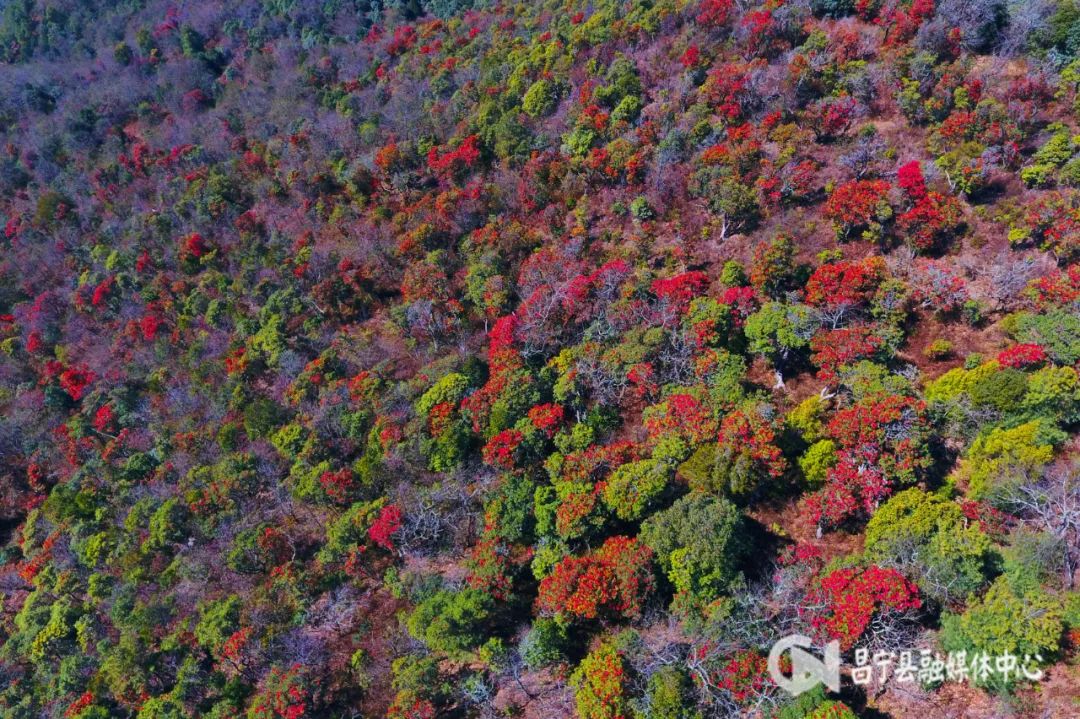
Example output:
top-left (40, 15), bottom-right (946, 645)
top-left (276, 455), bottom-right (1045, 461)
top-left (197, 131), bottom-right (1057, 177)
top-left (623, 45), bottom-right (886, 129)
top-left (488, 314), bottom-right (518, 351)
top-left (90, 276), bottom-right (113, 308)
top-left (717, 408), bottom-right (787, 479)
top-left (896, 191), bottom-right (963, 253)
top-left (823, 180), bottom-right (892, 239)
top-left (181, 232), bottom-right (209, 261)
top-left (826, 393), bottom-right (929, 480)
top-left (140, 313), bottom-right (164, 341)
top-left (695, 0), bottom-right (733, 28)
top-left (805, 458), bottom-right (886, 527)
top-left (997, 343), bottom-right (1047, 368)
top-left (65, 692), bottom-right (95, 718)
top-left (810, 325), bottom-right (883, 382)
top-left (714, 649), bottom-right (771, 704)
top-left (58, 365), bottom-right (95, 401)
top-left (466, 535), bottom-right (518, 600)
top-left (651, 271), bottom-right (711, 312)
top-left (319, 468), bottom-right (358, 504)
top-left (721, 283), bottom-right (756, 309)
top-left (804, 256), bottom-right (887, 309)
top-left (92, 404), bottom-right (115, 433)
top-left (482, 429), bottom-right (525, 469)
top-left (528, 403), bottom-right (565, 436)
top-left (427, 135), bottom-right (481, 177)
top-left (387, 25), bottom-right (417, 55)
top-left (388, 697), bottom-right (436, 719)
top-left (802, 565), bottom-right (921, 649)
top-left (368, 504), bottom-right (403, 551)
top-left (537, 535), bottom-right (654, 620)
top-left (680, 45), bottom-right (701, 69)
top-left (897, 160), bottom-right (927, 201)
top-left (806, 97), bottom-right (858, 141)
top-left (645, 393), bottom-right (717, 444)
top-left (806, 394), bottom-right (931, 528)
top-left (626, 362), bottom-right (658, 400)
top-left (1016, 191), bottom-right (1080, 256)
top-left (1029, 265), bottom-right (1080, 307)
top-left (247, 664), bottom-right (315, 719)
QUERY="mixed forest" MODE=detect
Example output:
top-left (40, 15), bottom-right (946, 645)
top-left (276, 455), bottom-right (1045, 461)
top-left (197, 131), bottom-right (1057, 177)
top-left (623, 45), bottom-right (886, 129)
top-left (2, 0), bottom-right (1080, 716)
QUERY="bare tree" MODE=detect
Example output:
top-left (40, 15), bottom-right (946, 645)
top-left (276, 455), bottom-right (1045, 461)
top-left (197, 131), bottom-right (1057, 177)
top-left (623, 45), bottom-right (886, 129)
top-left (996, 0), bottom-right (1057, 58)
top-left (983, 252), bottom-right (1048, 310)
top-left (995, 462), bottom-right (1080, 588)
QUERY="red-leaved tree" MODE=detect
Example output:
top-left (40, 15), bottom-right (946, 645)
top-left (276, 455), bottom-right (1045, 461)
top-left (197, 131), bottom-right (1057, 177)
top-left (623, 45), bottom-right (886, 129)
top-left (801, 565), bottom-right (921, 650)
top-left (537, 535), bottom-right (654, 620)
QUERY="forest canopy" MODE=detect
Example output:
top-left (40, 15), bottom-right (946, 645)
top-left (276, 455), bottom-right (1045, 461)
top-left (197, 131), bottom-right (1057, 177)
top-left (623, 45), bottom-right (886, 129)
top-left (1, 0), bottom-right (1080, 717)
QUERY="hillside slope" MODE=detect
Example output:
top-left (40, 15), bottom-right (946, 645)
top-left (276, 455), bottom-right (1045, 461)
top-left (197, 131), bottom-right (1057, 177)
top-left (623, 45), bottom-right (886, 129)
top-left (1, 1), bottom-right (1080, 717)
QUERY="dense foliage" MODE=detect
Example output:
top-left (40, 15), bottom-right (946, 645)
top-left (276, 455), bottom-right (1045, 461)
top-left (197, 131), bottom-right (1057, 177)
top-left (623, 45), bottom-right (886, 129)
top-left (2, 0), bottom-right (1080, 717)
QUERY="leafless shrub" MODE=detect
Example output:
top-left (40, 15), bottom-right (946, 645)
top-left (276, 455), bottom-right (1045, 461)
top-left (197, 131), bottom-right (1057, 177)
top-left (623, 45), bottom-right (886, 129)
top-left (993, 462), bottom-right (1080, 588)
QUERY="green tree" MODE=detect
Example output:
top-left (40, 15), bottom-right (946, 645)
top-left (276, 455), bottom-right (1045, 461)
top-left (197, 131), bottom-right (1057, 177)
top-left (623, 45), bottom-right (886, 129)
top-left (940, 576), bottom-right (1063, 689)
top-left (961, 422), bottom-right (1055, 499)
top-left (146, 499), bottom-right (189, 551)
top-left (744, 303), bottom-right (816, 369)
top-left (643, 664), bottom-right (700, 719)
top-left (798, 439), bottom-right (837, 487)
top-left (1009, 308), bottom-right (1080, 366)
top-left (1022, 365), bottom-right (1080, 425)
top-left (136, 696), bottom-right (188, 719)
top-left (194, 595), bottom-right (242, 655)
top-left (519, 617), bottom-right (569, 669)
top-left (406, 588), bottom-right (493, 656)
top-left (711, 178), bottom-right (761, 239)
top-left (416, 372), bottom-right (470, 416)
top-left (570, 640), bottom-right (632, 719)
top-left (522, 78), bottom-right (559, 117)
top-left (640, 494), bottom-right (745, 616)
top-left (865, 489), bottom-right (996, 604)
top-left (602, 459), bottom-right (671, 521)
top-left (787, 394), bottom-right (829, 443)
top-left (316, 499), bottom-right (385, 566)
